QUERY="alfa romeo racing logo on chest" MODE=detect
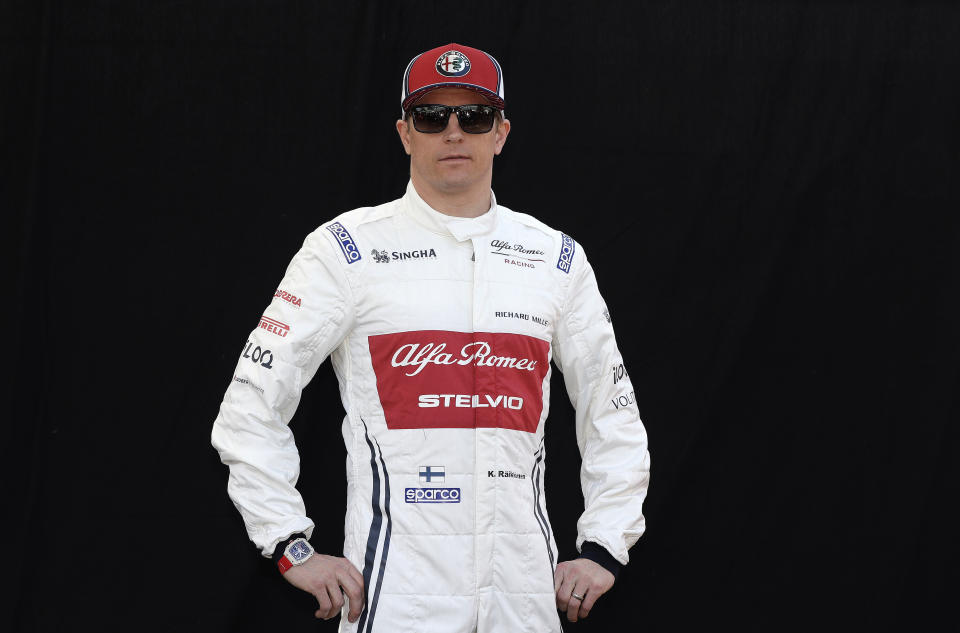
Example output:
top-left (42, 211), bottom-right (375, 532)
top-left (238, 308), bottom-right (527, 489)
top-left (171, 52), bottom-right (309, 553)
top-left (436, 50), bottom-right (471, 77)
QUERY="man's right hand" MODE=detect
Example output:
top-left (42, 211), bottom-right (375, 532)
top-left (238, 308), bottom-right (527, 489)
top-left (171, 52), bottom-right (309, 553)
top-left (282, 554), bottom-right (365, 622)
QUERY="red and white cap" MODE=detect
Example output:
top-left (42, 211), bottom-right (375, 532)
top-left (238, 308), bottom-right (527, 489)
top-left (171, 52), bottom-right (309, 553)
top-left (401, 43), bottom-right (505, 113)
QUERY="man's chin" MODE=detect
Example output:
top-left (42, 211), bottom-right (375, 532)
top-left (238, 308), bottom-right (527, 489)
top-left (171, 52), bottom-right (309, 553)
top-left (413, 167), bottom-right (487, 195)
top-left (434, 175), bottom-right (478, 193)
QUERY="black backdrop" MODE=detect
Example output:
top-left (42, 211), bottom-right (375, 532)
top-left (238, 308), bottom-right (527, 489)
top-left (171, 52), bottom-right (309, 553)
top-left (6, 1), bottom-right (958, 631)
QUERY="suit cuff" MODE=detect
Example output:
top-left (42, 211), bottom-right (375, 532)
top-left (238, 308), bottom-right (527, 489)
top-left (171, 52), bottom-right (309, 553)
top-left (271, 532), bottom-right (307, 563)
top-left (578, 541), bottom-right (622, 581)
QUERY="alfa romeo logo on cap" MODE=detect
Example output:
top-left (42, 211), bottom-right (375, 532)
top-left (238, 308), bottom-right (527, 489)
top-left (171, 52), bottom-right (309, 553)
top-left (436, 50), bottom-right (471, 77)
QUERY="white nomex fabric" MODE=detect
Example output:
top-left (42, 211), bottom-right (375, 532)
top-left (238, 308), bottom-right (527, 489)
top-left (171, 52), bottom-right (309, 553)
top-left (211, 182), bottom-right (650, 633)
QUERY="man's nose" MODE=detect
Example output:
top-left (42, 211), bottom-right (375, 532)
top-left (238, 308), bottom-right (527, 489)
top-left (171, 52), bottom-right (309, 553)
top-left (443, 110), bottom-right (464, 139)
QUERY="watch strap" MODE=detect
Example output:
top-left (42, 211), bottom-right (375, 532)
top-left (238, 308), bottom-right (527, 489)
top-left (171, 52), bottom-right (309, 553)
top-left (277, 554), bottom-right (295, 574)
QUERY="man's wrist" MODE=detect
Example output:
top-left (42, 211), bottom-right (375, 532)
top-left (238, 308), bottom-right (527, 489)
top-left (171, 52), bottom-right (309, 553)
top-left (274, 533), bottom-right (315, 574)
top-left (578, 541), bottom-right (622, 581)
top-left (271, 532), bottom-right (307, 564)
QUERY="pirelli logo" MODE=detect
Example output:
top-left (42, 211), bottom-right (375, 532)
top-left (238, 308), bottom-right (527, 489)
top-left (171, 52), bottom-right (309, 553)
top-left (557, 233), bottom-right (575, 274)
top-left (258, 315), bottom-right (290, 337)
top-left (326, 222), bottom-right (361, 264)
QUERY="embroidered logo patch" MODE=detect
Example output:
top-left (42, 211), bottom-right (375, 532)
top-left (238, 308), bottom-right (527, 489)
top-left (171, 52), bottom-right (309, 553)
top-left (557, 233), bottom-right (575, 274)
top-left (436, 50), bottom-right (471, 77)
top-left (368, 330), bottom-right (550, 433)
top-left (405, 488), bottom-right (461, 503)
top-left (326, 222), bottom-right (361, 264)
top-left (419, 466), bottom-right (445, 483)
top-left (258, 315), bottom-right (290, 338)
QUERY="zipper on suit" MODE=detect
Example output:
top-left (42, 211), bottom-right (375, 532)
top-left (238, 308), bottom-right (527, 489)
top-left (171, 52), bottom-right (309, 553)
top-left (470, 238), bottom-right (481, 613)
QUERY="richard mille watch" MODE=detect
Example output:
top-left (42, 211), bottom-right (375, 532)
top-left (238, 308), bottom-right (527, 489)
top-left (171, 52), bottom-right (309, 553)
top-left (277, 537), bottom-right (314, 574)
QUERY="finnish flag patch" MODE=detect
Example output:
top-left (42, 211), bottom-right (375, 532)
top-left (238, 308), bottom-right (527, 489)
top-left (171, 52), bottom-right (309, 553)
top-left (419, 465), bottom-right (445, 483)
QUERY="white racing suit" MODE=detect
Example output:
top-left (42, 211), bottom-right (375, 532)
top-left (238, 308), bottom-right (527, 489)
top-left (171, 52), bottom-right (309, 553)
top-left (211, 182), bottom-right (650, 633)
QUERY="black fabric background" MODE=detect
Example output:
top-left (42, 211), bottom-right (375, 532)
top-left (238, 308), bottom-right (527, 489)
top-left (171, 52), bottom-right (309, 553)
top-left (5, 1), bottom-right (958, 631)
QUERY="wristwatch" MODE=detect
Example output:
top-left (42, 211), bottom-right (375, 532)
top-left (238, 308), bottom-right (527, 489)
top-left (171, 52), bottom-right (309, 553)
top-left (277, 537), bottom-right (315, 574)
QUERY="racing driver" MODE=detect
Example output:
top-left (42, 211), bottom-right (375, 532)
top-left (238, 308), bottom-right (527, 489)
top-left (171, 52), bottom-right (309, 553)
top-left (211, 42), bottom-right (650, 632)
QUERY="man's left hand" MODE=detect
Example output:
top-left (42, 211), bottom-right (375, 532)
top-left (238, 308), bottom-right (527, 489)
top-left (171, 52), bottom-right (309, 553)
top-left (554, 558), bottom-right (615, 622)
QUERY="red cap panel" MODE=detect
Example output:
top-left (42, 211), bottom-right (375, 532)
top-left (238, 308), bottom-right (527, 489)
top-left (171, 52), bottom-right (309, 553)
top-left (402, 43), bottom-right (504, 111)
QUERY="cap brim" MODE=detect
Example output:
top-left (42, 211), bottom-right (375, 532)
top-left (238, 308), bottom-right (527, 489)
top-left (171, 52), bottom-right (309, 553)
top-left (402, 83), bottom-right (505, 111)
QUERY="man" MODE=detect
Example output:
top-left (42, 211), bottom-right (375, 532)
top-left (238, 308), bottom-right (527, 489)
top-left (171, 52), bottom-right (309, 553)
top-left (212, 43), bottom-right (650, 632)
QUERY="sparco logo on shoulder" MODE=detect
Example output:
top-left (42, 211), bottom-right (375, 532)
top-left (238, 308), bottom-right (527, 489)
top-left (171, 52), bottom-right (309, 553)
top-left (436, 50), bottom-right (471, 77)
top-left (326, 222), bottom-right (361, 264)
top-left (557, 233), bottom-right (575, 274)
top-left (391, 340), bottom-right (539, 377)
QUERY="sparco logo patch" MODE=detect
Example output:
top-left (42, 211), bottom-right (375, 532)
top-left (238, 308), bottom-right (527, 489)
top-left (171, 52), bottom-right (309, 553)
top-left (258, 315), bottom-right (290, 337)
top-left (557, 233), bottom-right (575, 274)
top-left (326, 222), bottom-right (361, 264)
top-left (405, 487), bottom-right (461, 503)
top-left (274, 289), bottom-right (302, 307)
top-left (436, 50), bottom-right (471, 77)
top-left (368, 330), bottom-right (550, 433)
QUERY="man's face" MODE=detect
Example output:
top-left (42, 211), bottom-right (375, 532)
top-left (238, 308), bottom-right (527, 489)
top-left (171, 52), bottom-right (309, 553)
top-left (396, 88), bottom-right (510, 196)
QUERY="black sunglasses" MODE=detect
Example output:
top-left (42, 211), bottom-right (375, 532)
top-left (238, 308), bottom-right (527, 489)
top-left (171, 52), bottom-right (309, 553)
top-left (408, 104), bottom-right (500, 134)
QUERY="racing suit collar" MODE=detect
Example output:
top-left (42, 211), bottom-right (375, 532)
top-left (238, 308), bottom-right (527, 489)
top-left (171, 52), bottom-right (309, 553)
top-left (403, 180), bottom-right (499, 241)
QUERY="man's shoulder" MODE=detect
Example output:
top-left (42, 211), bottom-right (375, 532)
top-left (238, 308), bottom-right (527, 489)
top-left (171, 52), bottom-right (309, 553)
top-left (499, 205), bottom-right (557, 235)
top-left (498, 205), bottom-right (583, 274)
top-left (299, 198), bottom-right (403, 265)
top-left (319, 198), bottom-right (401, 235)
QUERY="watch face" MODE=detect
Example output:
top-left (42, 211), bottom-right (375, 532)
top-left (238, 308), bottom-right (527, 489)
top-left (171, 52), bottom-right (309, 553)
top-left (290, 541), bottom-right (312, 561)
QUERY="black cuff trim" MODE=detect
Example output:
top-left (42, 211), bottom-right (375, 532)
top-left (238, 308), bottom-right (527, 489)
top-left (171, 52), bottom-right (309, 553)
top-left (578, 541), bottom-right (621, 581)
top-left (271, 532), bottom-right (307, 563)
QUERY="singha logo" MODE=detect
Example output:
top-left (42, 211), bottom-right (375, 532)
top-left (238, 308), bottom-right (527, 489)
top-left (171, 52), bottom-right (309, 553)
top-left (372, 249), bottom-right (390, 264)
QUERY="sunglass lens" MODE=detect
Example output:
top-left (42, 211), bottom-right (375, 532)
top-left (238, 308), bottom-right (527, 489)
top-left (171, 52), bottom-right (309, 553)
top-left (457, 106), bottom-right (496, 133)
top-left (410, 105), bottom-right (497, 133)
top-left (412, 106), bottom-right (449, 133)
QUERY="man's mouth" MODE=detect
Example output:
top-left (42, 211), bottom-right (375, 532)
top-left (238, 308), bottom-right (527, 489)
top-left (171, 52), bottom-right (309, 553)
top-left (439, 154), bottom-right (470, 162)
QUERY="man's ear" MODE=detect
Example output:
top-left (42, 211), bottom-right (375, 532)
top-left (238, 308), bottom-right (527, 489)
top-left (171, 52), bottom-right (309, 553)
top-left (396, 118), bottom-right (412, 155)
top-left (493, 117), bottom-right (511, 156)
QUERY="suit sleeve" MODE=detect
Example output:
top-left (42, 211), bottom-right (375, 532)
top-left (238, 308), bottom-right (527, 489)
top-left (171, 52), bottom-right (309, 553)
top-left (551, 241), bottom-right (650, 565)
top-left (211, 227), bottom-right (357, 558)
